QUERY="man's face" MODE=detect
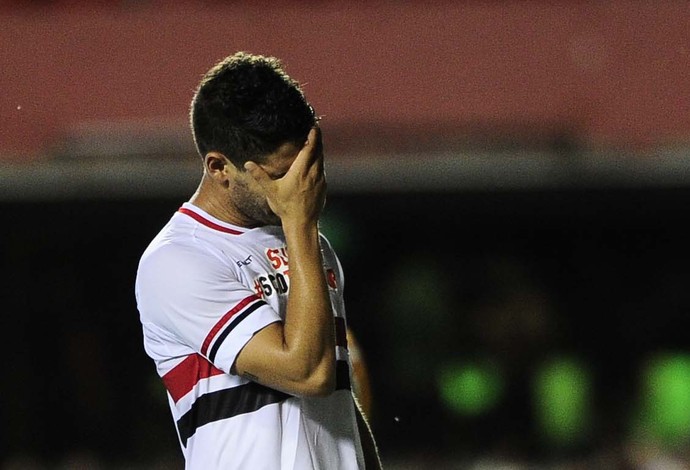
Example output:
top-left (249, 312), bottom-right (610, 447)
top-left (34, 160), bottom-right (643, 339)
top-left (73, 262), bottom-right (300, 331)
top-left (229, 141), bottom-right (302, 227)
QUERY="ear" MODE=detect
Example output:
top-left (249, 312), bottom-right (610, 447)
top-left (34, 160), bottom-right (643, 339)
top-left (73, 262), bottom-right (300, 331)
top-left (204, 152), bottom-right (236, 187)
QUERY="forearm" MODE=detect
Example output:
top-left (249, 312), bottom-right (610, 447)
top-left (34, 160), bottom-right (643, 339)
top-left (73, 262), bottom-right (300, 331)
top-left (281, 219), bottom-right (336, 391)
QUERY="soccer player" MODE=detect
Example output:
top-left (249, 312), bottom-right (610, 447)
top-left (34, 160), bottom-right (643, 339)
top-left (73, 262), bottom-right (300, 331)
top-left (135, 52), bottom-right (381, 469)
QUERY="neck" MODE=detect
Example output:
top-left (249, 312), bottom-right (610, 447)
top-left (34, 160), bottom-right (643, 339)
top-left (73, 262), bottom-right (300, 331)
top-left (189, 177), bottom-right (253, 228)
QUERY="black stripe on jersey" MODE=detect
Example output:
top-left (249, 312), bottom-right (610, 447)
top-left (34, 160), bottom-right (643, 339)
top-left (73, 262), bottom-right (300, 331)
top-left (208, 300), bottom-right (267, 362)
top-left (336, 359), bottom-right (351, 391)
top-left (334, 316), bottom-right (348, 348)
top-left (177, 382), bottom-right (290, 447)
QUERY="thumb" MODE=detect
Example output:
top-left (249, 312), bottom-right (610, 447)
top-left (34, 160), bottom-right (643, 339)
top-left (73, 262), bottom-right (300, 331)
top-left (244, 161), bottom-right (270, 187)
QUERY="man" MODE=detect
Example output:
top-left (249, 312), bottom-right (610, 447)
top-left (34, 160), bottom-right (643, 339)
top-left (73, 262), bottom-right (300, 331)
top-left (135, 52), bottom-right (381, 469)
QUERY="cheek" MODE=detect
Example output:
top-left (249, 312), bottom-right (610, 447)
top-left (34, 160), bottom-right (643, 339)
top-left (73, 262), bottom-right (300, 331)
top-left (235, 175), bottom-right (258, 197)
top-left (245, 181), bottom-right (269, 207)
top-left (246, 178), bottom-right (265, 198)
top-left (234, 177), bottom-right (268, 208)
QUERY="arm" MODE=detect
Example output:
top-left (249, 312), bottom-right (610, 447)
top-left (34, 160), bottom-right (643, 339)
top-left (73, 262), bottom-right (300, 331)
top-left (234, 127), bottom-right (336, 397)
top-left (348, 327), bottom-right (382, 468)
top-left (355, 398), bottom-right (383, 470)
top-left (347, 327), bottom-right (374, 418)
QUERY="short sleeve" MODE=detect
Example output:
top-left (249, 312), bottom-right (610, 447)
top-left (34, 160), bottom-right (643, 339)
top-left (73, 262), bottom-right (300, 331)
top-left (320, 234), bottom-right (345, 292)
top-left (135, 241), bottom-right (281, 373)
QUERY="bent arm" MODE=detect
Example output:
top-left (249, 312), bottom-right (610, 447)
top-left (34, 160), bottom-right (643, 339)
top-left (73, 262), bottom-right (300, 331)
top-left (233, 127), bottom-right (336, 397)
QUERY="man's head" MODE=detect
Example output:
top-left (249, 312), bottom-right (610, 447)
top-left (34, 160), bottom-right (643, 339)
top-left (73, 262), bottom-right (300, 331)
top-left (189, 52), bottom-right (319, 227)
top-left (190, 52), bottom-right (317, 167)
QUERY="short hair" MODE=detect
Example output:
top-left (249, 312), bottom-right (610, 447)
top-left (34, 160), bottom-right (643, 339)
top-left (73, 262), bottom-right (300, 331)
top-left (190, 52), bottom-right (316, 166)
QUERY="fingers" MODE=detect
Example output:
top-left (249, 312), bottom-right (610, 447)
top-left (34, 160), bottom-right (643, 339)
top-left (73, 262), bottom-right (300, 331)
top-left (245, 126), bottom-right (323, 184)
top-left (292, 127), bottom-right (323, 174)
top-left (305, 127), bottom-right (322, 160)
top-left (311, 126), bottom-right (323, 162)
top-left (311, 127), bottom-right (324, 174)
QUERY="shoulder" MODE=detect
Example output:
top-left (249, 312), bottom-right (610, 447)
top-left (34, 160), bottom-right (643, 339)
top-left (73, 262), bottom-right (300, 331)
top-left (140, 233), bottom-right (217, 270)
top-left (139, 212), bottom-right (236, 272)
top-left (135, 237), bottom-right (243, 327)
top-left (139, 237), bottom-right (238, 289)
top-left (136, 228), bottom-right (240, 307)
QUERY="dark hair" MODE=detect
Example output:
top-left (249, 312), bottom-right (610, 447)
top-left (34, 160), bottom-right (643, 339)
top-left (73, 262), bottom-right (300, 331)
top-left (190, 52), bottom-right (316, 166)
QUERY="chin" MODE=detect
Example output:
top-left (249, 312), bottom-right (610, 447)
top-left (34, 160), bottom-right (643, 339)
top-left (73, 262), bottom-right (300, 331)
top-left (262, 214), bottom-right (282, 227)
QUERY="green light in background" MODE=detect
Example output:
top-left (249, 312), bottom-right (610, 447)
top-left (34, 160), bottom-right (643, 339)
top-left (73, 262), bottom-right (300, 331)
top-left (319, 211), bottom-right (356, 259)
top-left (387, 260), bottom-right (451, 391)
top-left (641, 352), bottom-right (690, 445)
top-left (533, 357), bottom-right (592, 446)
top-left (437, 361), bottom-right (503, 416)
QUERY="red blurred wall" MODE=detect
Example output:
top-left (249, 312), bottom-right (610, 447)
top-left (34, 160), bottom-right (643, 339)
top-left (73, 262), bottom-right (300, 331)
top-left (1, 1), bottom-right (689, 160)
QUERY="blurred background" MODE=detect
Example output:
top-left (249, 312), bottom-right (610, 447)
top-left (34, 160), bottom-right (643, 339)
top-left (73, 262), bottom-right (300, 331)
top-left (2, 1), bottom-right (690, 468)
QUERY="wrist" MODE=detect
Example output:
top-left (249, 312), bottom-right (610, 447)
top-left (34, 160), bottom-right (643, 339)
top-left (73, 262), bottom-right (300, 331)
top-left (281, 216), bottom-right (319, 237)
top-left (282, 219), bottom-right (321, 258)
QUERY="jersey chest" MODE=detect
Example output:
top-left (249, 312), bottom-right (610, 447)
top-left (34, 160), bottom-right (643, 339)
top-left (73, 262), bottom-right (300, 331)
top-left (225, 242), bottom-right (341, 317)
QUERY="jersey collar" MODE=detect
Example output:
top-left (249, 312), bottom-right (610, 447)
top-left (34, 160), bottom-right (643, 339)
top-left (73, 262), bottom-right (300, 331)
top-left (178, 203), bottom-right (246, 235)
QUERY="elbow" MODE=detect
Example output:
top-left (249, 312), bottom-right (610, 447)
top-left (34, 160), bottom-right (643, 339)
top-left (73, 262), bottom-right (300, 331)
top-left (295, 361), bottom-right (336, 398)
top-left (305, 368), bottom-right (336, 397)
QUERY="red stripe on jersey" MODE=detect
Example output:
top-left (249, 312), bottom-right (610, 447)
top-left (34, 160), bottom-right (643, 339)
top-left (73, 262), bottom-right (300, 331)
top-left (201, 294), bottom-right (260, 356)
top-left (326, 269), bottom-right (338, 289)
top-left (178, 207), bottom-right (244, 235)
top-left (162, 354), bottom-right (225, 403)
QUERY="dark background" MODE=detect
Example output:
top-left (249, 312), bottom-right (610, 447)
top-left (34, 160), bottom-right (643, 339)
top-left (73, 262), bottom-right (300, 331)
top-left (3, 185), bottom-right (690, 467)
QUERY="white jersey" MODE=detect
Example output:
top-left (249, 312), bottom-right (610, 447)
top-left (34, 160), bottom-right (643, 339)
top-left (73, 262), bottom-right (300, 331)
top-left (135, 202), bottom-right (364, 470)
